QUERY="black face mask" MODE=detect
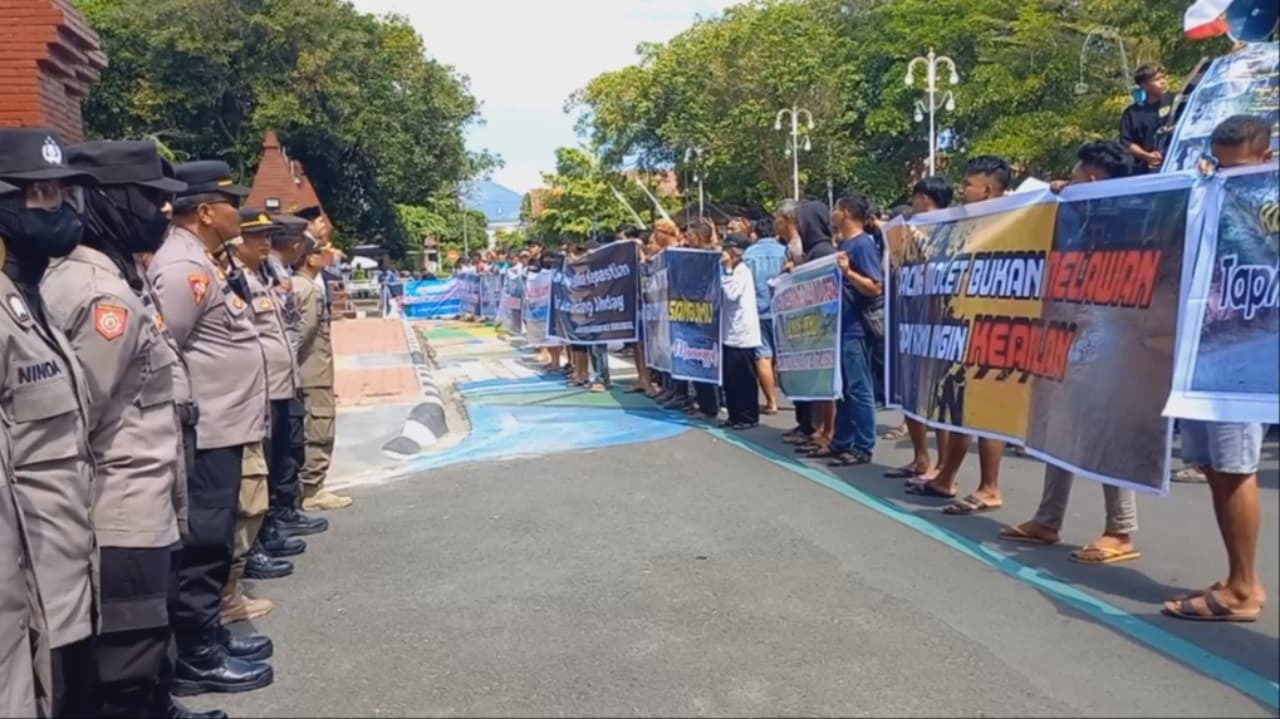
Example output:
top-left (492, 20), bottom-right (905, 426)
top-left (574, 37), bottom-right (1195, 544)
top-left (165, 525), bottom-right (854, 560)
top-left (0, 199), bottom-right (83, 261)
top-left (102, 185), bottom-right (169, 254)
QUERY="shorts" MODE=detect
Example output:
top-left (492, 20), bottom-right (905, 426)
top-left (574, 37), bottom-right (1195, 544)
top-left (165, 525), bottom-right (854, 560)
top-left (755, 317), bottom-right (776, 360)
top-left (1180, 420), bottom-right (1264, 474)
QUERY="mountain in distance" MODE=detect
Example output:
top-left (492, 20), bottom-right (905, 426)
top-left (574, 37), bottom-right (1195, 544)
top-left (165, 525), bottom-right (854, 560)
top-left (464, 180), bottom-right (522, 225)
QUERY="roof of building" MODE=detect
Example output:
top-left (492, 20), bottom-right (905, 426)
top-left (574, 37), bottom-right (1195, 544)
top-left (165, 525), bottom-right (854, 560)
top-left (245, 129), bottom-right (326, 218)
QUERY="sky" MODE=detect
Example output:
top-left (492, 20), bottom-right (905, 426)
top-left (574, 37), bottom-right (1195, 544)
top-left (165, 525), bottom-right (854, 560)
top-left (350, 0), bottom-right (737, 195)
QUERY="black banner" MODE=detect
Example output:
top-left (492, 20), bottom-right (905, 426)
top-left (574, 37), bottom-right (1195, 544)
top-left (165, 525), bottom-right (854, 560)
top-left (550, 241), bottom-right (640, 344)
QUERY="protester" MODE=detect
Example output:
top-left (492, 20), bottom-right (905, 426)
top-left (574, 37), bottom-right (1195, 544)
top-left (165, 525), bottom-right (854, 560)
top-left (1163, 115), bottom-right (1272, 622)
top-left (719, 232), bottom-right (762, 429)
top-left (883, 176), bottom-right (953, 482)
top-left (774, 200), bottom-right (816, 444)
top-left (0, 128), bottom-right (102, 717)
top-left (791, 200), bottom-right (839, 456)
top-left (1120, 64), bottom-right (1173, 173)
top-left (998, 139), bottom-right (1144, 564)
top-left (824, 191), bottom-right (883, 466)
top-left (906, 155), bottom-right (1013, 514)
top-left (743, 217), bottom-right (785, 415)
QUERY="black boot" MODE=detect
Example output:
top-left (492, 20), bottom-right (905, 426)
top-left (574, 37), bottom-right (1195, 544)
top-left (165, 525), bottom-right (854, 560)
top-left (274, 507), bottom-right (329, 536)
top-left (244, 547), bottom-right (293, 580)
top-left (172, 637), bottom-right (273, 696)
top-left (218, 624), bottom-right (274, 662)
top-left (258, 520), bottom-right (306, 558)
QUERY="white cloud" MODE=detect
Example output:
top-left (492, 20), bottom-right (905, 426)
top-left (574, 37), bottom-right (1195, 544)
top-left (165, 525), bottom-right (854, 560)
top-left (350, 0), bottom-right (736, 194)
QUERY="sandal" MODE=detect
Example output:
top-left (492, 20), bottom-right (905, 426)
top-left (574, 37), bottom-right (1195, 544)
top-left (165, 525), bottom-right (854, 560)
top-left (998, 523), bottom-right (1060, 545)
top-left (1070, 545), bottom-right (1141, 565)
top-left (807, 445), bottom-right (838, 458)
top-left (904, 481), bottom-right (956, 499)
top-left (827, 451), bottom-right (870, 467)
top-left (1162, 590), bottom-right (1261, 623)
top-left (943, 494), bottom-right (1002, 515)
top-left (760, 406), bottom-right (779, 416)
top-left (795, 442), bottom-right (824, 454)
top-left (884, 464), bottom-right (928, 479)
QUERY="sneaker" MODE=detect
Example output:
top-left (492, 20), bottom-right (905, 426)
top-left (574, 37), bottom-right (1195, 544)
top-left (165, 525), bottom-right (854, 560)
top-left (302, 489), bottom-right (354, 511)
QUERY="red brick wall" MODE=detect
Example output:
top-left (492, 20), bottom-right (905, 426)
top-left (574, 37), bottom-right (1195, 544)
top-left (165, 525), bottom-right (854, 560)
top-left (0, 0), bottom-right (106, 142)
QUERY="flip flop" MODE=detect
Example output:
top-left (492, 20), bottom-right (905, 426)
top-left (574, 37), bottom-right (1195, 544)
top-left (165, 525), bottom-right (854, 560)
top-left (904, 481), bottom-right (956, 499)
top-left (999, 524), bottom-right (1060, 545)
top-left (1070, 545), bottom-right (1141, 565)
top-left (795, 442), bottom-right (824, 454)
top-left (884, 464), bottom-right (927, 479)
top-left (827, 451), bottom-right (870, 467)
top-left (760, 407), bottom-right (779, 416)
top-left (1162, 590), bottom-right (1261, 623)
top-left (880, 425), bottom-right (910, 440)
top-left (807, 445), bottom-right (838, 458)
top-left (943, 494), bottom-right (1002, 515)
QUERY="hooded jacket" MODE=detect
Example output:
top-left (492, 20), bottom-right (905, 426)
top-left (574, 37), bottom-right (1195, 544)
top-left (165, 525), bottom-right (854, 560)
top-left (797, 200), bottom-right (836, 262)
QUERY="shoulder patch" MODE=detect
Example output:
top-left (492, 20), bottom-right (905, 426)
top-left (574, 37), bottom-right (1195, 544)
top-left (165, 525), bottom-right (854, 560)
top-left (188, 272), bottom-right (209, 304)
top-left (94, 303), bottom-right (129, 340)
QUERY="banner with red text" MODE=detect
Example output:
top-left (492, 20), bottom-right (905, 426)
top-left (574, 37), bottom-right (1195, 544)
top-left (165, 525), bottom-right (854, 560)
top-left (886, 173), bottom-right (1193, 493)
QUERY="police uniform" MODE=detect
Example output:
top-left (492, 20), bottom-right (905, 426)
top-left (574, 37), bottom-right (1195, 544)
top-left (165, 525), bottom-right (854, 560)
top-left (145, 161), bottom-right (272, 695)
top-left (41, 140), bottom-right (191, 717)
top-left (0, 129), bottom-right (102, 718)
top-left (0, 175), bottom-right (53, 719)
top-left (292, 266), bottom-right (338, 503)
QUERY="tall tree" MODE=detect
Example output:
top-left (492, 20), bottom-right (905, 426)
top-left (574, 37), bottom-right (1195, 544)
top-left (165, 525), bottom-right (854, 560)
top-left (76, 0), bottom-right (497, 255)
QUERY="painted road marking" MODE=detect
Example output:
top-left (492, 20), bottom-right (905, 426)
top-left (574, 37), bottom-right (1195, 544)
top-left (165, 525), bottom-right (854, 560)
top-left (705, 424), bottom-right (1280, 710)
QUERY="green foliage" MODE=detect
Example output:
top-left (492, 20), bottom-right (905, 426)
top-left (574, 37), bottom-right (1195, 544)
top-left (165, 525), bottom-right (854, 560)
top-left (396, 199), bottom-right (488, 258)
top-left (570, 0), bottom-right (1228, 209)
top-left (76, 0), bottom-right (497, 257)
top-left (523, 146), bottom-right (679, 243)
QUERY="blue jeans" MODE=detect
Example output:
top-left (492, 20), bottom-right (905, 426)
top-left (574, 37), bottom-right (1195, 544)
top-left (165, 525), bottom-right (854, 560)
top-left (589, 344), bottom-right (610, 385)
top-left (831, 334), bottom-right (876, 456)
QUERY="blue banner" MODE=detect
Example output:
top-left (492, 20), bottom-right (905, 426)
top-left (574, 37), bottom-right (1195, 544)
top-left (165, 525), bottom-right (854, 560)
top-left (500, 273), bottom-right (524, 335)
top-left (523, 270), bottom-right (557, 346)
top-left (665, 248), bottom-right (722, 383)
top-left (458, 274), bottom-right (481, 317)
top-left (643, 253), bottom-right (670, 371)
top-left (400, 278), bottom-right (461, 318)
top-left (480, 273), bottom-right (502, 319)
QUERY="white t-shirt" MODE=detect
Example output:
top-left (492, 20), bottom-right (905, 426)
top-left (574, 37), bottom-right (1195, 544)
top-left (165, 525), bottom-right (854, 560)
top-left (721, 262), bottom-right (761, 348)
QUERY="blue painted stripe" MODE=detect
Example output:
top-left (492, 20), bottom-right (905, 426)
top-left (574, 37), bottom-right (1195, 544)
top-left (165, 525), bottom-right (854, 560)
top-left (458, 375), bottom-right (567, 392)
top-left (706, 425), bottom-right (1280, 710)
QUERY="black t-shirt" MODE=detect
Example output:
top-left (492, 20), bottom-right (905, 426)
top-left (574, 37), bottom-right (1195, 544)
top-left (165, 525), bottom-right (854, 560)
top-left (1120, 96), bottom-right (1174, 171)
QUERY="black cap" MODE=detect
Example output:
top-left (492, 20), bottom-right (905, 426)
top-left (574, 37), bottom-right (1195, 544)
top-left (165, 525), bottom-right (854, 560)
top-left (66, 140), bottom-right (188, 192)
top-left (0, 179), bottom-right (15, 196)
top-left (724, 232), bottom-right (752, 251)
top-left (238, 207), bottom-right (278, 234)
top-left (173, 160), bottom-right (249, 198)
top-left (270, 214), bottom-right (309, 236)
top-left (0, 128), bottom-right (97, 185)
top-left (293, 204), bottom-right (323, 221)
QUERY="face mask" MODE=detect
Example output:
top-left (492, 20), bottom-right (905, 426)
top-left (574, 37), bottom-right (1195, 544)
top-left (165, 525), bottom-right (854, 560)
top-left (132, 210), bottom-right (170, 253)
top-left (0, 200), bottom-right (83, 261)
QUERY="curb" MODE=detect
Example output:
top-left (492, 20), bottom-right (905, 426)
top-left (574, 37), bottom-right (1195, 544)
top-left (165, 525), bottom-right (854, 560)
top-left (382, 320), bottom-right (449, 458)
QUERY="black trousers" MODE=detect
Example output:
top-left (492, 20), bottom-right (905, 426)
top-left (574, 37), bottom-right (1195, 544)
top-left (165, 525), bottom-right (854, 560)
top-left (173, 444), bottom-right (243, 647)
top-left (52, 638), bottom-right (97, 718)
top-left (95, 546), bottom-right (172, 717)
top-left (694, 381), bottom-right (719, 417)
top-left (267, 398), bottom-right (299, 515)
top-left (795, 401), bottom-right (815, 436)
top-left (288, 392), bottom-right (306, 497)
top-left (723, 346), bottom-right (760, 425)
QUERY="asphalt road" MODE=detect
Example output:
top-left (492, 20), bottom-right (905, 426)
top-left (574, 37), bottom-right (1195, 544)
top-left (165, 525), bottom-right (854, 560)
top-left (190, 393), bottom-right (1279, 717)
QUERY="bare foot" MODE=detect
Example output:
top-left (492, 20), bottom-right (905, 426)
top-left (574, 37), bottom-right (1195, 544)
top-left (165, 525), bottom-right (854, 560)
top-left (1164, 586), bottom-right (1262, 622)
top-left (1000, 520), bottom-right (1059, 544)
top-left (1170, 580), bottom-right (1267, 606)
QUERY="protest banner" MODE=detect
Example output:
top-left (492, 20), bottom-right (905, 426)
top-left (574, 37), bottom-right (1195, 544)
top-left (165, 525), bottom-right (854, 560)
top-left (771, 254), bottom-right (843, 400)
top-left (1167, 163), bottom-right (1280, 423)
top-left (523, 270), bottom-right (557, 346)
top-left (550, 241), bottom-right (639, 344)
top-left (399, 278), bottom-right (461, 319)
top-left (500, 273), bottom-right (524, 335)
top-left (458, 274), bottom-right (481, 317)
top-left (480, 273), bottom-right (502, 319)
top-left (642, 252), bottom-right (671, 372)
top-left (665, 248), bottom-right (723, 383)
top-left (886, 173), bottom-right (1192, 493)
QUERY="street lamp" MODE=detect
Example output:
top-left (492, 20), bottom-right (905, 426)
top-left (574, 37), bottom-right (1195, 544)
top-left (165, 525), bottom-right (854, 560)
top-left (684, 146), bottom-right (706, 221)
top-left (905, 48), bottom-right (960, 176)
top-left (775, 104), bottom-right (814, 201)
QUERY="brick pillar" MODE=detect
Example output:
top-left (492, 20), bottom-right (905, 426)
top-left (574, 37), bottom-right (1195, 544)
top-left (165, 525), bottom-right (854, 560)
top-left (0, 0), bottom-right (107, 142)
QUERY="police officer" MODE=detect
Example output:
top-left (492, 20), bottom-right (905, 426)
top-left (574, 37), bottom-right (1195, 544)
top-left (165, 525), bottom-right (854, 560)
top-left (147, 161), bottom-right (274, 695)
top-left (219, 209), bottom-right (295, 628)
top-left (37, 140), bottom-right (190, 717)
top-left (0, 128), bottom-right (101, 718)
top-left (264, 214), bottom-right (329, 538)
top-left (293, 212), bottom-right (351, 511)
top-left (0, 177), bottom-right (53, 719)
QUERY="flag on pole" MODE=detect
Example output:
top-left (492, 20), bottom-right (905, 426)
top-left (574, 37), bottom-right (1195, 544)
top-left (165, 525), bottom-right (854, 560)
top-left (1184, 0), bottom-right (1232, 39)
